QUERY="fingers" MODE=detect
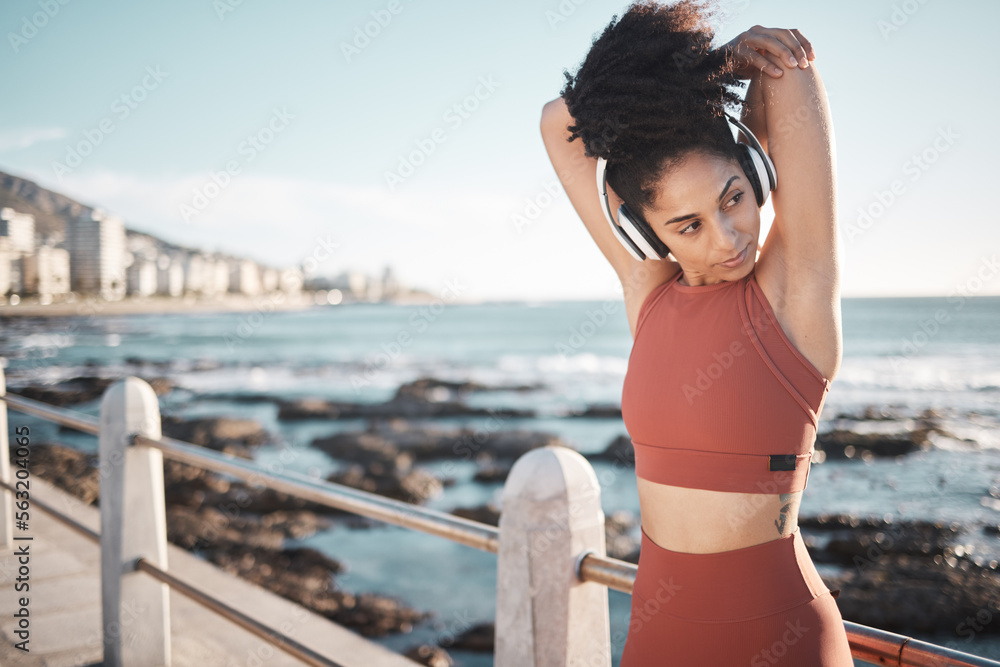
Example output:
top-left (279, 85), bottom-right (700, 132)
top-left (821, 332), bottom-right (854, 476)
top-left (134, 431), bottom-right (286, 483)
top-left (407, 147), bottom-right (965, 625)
top-left (726, 42), bottom-right (783, 78)
top-left (790, 29), bottom-right (816, 60)
top-left (747, 49), bottom-right (786, 78)
top-left (746, 25), bottom-right (811, 69)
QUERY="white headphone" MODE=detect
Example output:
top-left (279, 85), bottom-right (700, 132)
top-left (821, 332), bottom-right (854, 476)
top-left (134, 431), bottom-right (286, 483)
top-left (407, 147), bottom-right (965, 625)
top-left (595, 114), bottom-right (776, 261)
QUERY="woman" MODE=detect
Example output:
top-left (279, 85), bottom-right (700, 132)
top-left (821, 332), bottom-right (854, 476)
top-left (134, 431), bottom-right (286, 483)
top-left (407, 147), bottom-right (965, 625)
top-left (540, 1), bottom-right (852, 664)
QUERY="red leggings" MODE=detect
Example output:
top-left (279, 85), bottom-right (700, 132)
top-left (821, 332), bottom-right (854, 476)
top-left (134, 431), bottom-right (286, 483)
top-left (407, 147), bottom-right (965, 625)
top-left (620, 525), bottom-right (854, 666)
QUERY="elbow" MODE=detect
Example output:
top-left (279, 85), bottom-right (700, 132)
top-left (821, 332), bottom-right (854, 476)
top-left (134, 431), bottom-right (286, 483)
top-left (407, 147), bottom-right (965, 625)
top-left (540, 97), bottom-right (569, 135)
top-left (765, 59), bottom-right (826, 98)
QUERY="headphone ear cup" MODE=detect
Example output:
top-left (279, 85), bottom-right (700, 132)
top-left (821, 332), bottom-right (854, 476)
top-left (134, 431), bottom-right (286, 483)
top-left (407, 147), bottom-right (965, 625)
top-left (735, 144), bottom-right (765, 206)
top-left (619, 202), bottom-right (670, 259)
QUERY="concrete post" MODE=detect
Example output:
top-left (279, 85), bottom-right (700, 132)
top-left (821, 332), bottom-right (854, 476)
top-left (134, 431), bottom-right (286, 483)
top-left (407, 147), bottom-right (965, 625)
top-left (99, 377), bottom-right (170, 667)
top-left (0, 364), bottom-right (11, 551)
top-left (495, 445), bottom-right (611, 667)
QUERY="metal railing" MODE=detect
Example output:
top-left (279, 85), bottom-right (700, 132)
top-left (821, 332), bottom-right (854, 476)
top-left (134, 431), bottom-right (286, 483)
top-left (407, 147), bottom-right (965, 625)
top-left (1, 372), bottom-right (997, 666)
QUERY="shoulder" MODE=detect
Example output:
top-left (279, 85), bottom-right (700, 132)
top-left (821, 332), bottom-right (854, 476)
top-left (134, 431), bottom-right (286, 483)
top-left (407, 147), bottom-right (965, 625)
top-left (752, 258), bottom-right (842, 381)
top-left (621, 262), bottom-right (681, 341)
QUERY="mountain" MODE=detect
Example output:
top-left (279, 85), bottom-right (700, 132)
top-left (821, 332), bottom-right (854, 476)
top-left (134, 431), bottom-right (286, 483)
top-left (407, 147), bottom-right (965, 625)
top-left (0, 169), bottom-right (92, 241)
top-left (0, 168), bottom-right (222, 259)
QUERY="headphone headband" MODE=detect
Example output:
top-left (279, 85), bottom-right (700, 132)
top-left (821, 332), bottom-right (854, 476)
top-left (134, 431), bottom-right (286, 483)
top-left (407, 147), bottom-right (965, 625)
top-left (595, 113), bottom-right (776, 261)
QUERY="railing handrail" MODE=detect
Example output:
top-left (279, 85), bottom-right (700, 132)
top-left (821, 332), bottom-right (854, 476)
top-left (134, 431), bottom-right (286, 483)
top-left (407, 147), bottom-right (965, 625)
top-left (0, 477), bottom-right (339, 667)
top-left (2, 389), bottom-right (998, 667)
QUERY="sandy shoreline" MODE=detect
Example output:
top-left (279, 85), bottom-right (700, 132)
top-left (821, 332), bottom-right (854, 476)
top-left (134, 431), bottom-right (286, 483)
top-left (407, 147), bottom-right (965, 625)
top-left (0, 294), bottom-right (319, 318)
top-left (0, 291), bottom-right (474, 318)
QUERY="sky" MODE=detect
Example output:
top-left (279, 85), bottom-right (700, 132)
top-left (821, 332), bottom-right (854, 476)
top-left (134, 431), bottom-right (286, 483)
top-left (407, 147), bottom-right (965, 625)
top-left (0, 0), bottom-right (997, 301)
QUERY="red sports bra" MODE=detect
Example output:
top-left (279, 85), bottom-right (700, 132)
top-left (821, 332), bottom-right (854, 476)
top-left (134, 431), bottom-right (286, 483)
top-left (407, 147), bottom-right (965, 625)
top-left (621, 269), bottom-right (830, 494)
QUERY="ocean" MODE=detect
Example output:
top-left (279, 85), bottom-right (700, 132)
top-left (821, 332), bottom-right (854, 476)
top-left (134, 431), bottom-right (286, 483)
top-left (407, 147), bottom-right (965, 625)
top-left (2, 294), bottom-right (999, 665)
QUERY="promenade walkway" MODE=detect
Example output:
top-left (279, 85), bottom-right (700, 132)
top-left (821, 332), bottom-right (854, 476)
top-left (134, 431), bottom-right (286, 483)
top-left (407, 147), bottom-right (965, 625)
top-left (0, 475), bottom-right (422, 667)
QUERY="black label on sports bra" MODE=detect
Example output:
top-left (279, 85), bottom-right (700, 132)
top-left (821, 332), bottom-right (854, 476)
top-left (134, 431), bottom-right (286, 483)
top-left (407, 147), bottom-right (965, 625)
top-left (769, 454), bottom-right (797, 471)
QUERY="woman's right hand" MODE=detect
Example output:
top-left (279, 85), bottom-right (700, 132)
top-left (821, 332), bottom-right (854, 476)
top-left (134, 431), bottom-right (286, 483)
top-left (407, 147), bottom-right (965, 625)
top-left (719, 26), bottom-right (815, 79)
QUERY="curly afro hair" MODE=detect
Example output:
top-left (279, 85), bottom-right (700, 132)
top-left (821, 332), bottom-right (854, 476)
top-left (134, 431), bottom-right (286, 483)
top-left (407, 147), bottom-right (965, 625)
top-left (559, 0), bottom-right (748, 226)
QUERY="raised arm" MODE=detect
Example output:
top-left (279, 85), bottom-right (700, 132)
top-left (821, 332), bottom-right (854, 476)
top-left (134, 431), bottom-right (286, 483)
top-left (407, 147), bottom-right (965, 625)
top-left (714, 25), bottom-right (840, 377)
top-left (540, 96), bottom-right (679, 327)
top-left (758, 59), bottom-right (837, 275)
top-left (752, 56), bottom-right (842, 380)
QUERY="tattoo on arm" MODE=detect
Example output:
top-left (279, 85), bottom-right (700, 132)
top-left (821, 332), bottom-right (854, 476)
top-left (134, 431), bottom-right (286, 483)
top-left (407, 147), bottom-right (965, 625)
top-left (774, 492), bottom-right (794, 534)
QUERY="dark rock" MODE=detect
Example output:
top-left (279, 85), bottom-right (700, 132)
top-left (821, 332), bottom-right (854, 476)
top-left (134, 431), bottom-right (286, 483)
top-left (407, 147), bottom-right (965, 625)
top-left (799, 513), bottom-right (962, 563)
top-left (15, 374), bottom-right (172, 406)
top-left (472, 459), bottom-right (512, 483)
top-left (451, 503), bottom-right (500, 526)
top-left (394, 377), bottom-right (502, 402)
top-left (822, 551), bottom-right (1000, 635)
top-left (204, 542), bottom-right (435, 637)
top-left (326, 460), bottom-right (443, 505)
top-left (443, 621), bottom-right (494, 652)
top-left (404, 644), bottom-right (454, 667)
top-left (276, 375), bottom-right (538, 421)
top-left (311, 431), bottom-right (412, 467)
top-left (312, 419), bottom-right (574, 464)
top-left (565, 403), bottom-right (623, 418)
top-left (146, 377), bottom-right (174, 395)
top-left (833, 405), bottom-right (908, 421)
top-left (258, 510), bottom-right (334, 540)
top-left (605, 510), bottom-right (640, 561)
top-left (449, 503), bottom-right (639, 561)
top-left (799, 514), bottom-right (1000, 635)
top-left (161, 415), bottom-right (272, 455)
top-left (16, 376), bottom-right (115, 405)
top-left (166, 505), bottom-right (284, 551)
top-left (8, 442), bottom-right (99, 505)
top-left (586, 435), bottom-right (634, 465)
top-left (816, 429), bottom-right (931, 460)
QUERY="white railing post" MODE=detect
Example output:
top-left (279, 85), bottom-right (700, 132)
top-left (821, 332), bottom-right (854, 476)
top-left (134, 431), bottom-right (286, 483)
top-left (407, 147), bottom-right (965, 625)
top-left (0, 364), bottom-right (11, 551)
top-left (495, 445), bottom-right (611, 667)
top-left (99, 377), bottom-right (170, 667)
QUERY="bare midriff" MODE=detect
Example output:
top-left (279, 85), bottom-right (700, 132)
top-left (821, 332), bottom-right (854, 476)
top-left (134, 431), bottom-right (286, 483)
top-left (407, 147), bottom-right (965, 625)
top-left (636, 476), bottom-right (802, 554)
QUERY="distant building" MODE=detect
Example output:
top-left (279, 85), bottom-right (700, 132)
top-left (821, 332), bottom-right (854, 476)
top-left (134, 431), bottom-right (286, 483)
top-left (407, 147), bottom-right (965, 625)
top-left (184, 253), bottom-right (208, 294)
top-left (260, 267), bottom-right (278, 292)
top-left (156, 255), bottom-right (184, 297)
top-left (278, 267), bottom-right (303, 295)
top-left (67, 211), bottom-right (126, 300)
top-left (0, 237), bottom-right (14, 295)
top-left (21, 245), bottom-right (70, 296)
top-left (229, 258), bottom-right (261, 296)
top-left (0, 208), bottom-right (35, 255)
top-left (331, 270), bottom-right (368, 299)
top-left (127, 257), bottom-right (157, 296)
top-left (381, 266), bottom-right (400, 299)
